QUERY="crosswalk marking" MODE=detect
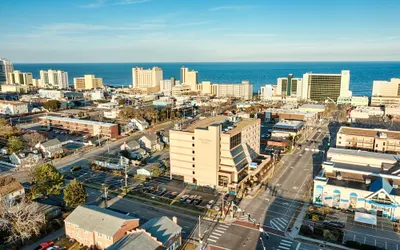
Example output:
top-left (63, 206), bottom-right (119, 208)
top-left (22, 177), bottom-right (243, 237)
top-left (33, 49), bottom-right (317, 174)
top-left (208, 239), bottom-right (217, 243)
top-left (278, 239), bottom-right (293, 250)
top-left (281, 239), bottom-right (292, 244)
top-left (215, 229), bottom-right (225, 234)
top-left (218, 224), bottom-right (229, 228)
top-left (270, 217), bottom-right (289, 231)
top-left (206, 223), bottom-right (231, 244)
top-left (209, 235), bottom-right (219, 239)
top-left (278, 246), bottom-right (290, 250)
top-left (281, 242), bottom-right (292, 246)
top-left (212, 232), bottom-right (222, 236)
top-left (217, 227), bottom-right (227, 231)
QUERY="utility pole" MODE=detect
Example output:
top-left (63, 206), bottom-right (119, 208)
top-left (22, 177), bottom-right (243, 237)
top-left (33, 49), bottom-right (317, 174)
top-left (198, 215), bottom-right (202, 244)
top-left (102, 184), bottom-right (109, 208)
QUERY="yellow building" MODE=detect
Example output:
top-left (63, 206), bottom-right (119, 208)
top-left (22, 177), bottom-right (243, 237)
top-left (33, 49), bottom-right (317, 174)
top-left (170, 116), bottom-right (261, 193)
top-left (181, 67), bottom-right (198, 91)
top-left (74, 75), bottom-right (103, 90)
top-left (196, 81), bottom-right (252, 100)
top-left (171, 84), bottom-right (191, 97)
top-left (1, 84), bottom-right (28, 93)
top-left (132, 67), bottom-right (162, 91)
top-left (336, 127), bottom-right (400, 154)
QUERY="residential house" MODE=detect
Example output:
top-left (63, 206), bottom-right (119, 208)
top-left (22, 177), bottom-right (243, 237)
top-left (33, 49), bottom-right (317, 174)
top-left (64, 205), bottom-right (140, 249)
top-left (137, 165), bottom-right (156, 177)
top-left (141, 216), bottom-right (182, 250)
top-left (120, 140), bottom-right (140, 152)
top-left (35, 139), bottom-right (63, 158)
top-left (106, 230), bottom-right (166, 250)
top-left (132, 118), bottom-right (149, 131)
top-left (9, 152), bottom-right (42, 168)
top-left (0, 177), bottom-right (25, 201)
top-left (131, 148), bottom-right (148, 160)
top-left (94, 156), bottom-right (130, 170)
top-left (139, 134), bottom-right (163, 152)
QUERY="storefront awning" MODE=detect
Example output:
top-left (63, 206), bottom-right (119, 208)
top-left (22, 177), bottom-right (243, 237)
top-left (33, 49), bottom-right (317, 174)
top-left (354, 212), bottom-right (377, 226)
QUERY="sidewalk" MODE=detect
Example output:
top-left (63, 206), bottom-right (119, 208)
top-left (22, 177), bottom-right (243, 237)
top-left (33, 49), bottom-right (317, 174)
top-left (287, 202), bottom-right (308, 239)
top-left (23, 227), bottom-right (65, 250)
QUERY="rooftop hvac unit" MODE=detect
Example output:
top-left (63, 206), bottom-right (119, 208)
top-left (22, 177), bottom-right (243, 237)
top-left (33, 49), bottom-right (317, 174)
top-left (365, 178), bottom-right (371, 185)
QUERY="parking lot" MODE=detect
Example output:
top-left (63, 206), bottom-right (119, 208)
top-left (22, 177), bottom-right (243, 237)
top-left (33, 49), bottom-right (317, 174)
top-left (66, 168), bottom-right (136, 188)
top-left (324, 210), bottom-right (400, 250)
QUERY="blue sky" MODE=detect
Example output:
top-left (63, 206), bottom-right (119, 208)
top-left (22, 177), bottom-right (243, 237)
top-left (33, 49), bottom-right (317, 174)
top-left (1, 0), bottom-right (399, 62)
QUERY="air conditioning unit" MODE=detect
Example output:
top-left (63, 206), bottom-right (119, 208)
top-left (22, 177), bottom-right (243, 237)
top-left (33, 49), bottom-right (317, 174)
top-left (393, 184), bottom-right (399, 189)
top-left (365, 178), bottom-right (371, 185)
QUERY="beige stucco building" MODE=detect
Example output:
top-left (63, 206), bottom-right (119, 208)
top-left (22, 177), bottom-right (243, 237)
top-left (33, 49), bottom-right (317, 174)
top-left (371, 78), bottom-right (400, 106)
top-left (74, 74), bottom-right (103, 90)
top-left (336, 127), bottom-right (400, 154)
top-left (196, 81), bottom-right (253, 100)
top-left (132, 67), bottom-right (162, 91)
top-left (170, 116), bottom-right (261, 193)
top-left (0, 100), bottom-right (29, 115)
top-left (7, 70), bottom-right (33, 86)
top-left (1, 84), bottom-right (29, 93)
top-left (181, 67), bottom-right (198, 91)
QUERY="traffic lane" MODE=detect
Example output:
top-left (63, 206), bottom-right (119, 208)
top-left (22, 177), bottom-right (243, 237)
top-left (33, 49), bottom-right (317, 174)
top-left (106, 196), bottom-right (202, 238)
top-left (207, 223), bottom-right (261, 250)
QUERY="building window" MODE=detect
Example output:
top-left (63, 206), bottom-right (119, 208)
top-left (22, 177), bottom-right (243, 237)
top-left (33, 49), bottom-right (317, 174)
top-left (192, 164), bottom-right (195, 168)
top-left (106, 236), bottom-right (112, 240)
top-left (84, 230), bottom-right (88, 235)
top-left (192, 143), bottom-right (195, 147)
top-left (192, 157), bottom-right (195, 161)
top-left (192, 171), bottom-right (195, 175)
top-left (74, 225), bottom-right (79, 229)
top-left (383, 142), bottom-right (386, 146)
top-left (192, 151), bottom-right (195, 154)
top-left (218, 175), bottom-right (229, 187)
top-left (192, 137), bottom-right (195, 140)
top-left (97, 232), bottom-right (102, 237)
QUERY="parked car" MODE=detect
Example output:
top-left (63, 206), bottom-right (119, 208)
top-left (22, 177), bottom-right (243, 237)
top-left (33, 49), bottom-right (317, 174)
top-left (193, 197), bottom-right (203, 206)
top-left (34, 241), bottom-right (54, 250)
top-left (70, 165), bottom-right (81, 173)
top-left (206, 200), bottom-right (216, 209)
top-left (185, 195), bottom-right (196, 204)
top-left (180, 195), bottom-right (189, 203)
top-left (170, 191), bottom-right (178, 199)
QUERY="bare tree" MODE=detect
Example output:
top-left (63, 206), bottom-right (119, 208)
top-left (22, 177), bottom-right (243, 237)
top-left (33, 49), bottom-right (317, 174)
top-left (22, 132), bottom-right (45, 150)
top-left (0, 199), bottom-right (45, 243)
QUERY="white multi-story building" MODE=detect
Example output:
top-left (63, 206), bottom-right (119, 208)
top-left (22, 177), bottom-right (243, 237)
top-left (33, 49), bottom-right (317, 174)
top-left (260, 84), bottom-right (276, 101)
top-left (337, 96), bottom-right (369, 106)
top-left (0, 58), bottom-right (14, 84)
top-left (160, 78), bottom-right (179, 96)
top-left (132, 67), bottom-right (163, 90)
top-left (0, 100), bottom-right (29, 115)
top-left (8, 70), bottom-right (33, 86)
top-left (371, 78), bottom-right (400, 106)
top-left (276, 74), bottom-right (303, 98)
top-left (40, 69), bottom-right (69, 89)
top-left (299, 70), bottom-right (352, 101)
top-left (215, 81), bottom-right (253, 100)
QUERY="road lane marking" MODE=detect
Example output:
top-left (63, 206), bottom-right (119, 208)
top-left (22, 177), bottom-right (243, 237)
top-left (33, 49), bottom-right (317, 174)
top-left (296, 242), bottom-right (301, 250)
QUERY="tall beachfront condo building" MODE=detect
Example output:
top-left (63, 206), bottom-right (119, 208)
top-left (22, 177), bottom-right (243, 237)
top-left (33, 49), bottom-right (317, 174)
top-left (8, 70), bottom-right (33, 86)
top-left (300, 70), bottom-right (352, 102)
top-left (371, 78), bottom-right (400, 106)
top-left (132, 67), bottom-right (163, 91)
top-left (215, 81), bottom-right (253, 100)
top-left (0, 58), bottom-right (14, 84)
top-left (180, 67), bottom-right (198, 91)
top-left (276, 74), bottom-right (302, 97)
top-left (169, 116), bottom-right (260, 193)
top-left (40, 69), bottom-right (69, 89)
top-left (160, 77), bottom-right (180, 96)
top-left (73, 74), bottom-right (103, 90)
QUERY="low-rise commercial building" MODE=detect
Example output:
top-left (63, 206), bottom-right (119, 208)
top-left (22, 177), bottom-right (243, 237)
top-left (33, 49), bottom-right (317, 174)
top-left (169, 116), bottom-right (261, 193)
top-left (385, 105), bottom-right (400, 119)
top-left (0, 100), bottom-right (29, 115)
top-left (313, 149), bottom-right (400, 220)
top-left (40, 116), bottom-right (119, 138)
top-left (74, 74), bottom-right (103, 90)
top-left (171, 84), bottom-right (191, 97)
top-left (265, 108), bottom-right (317, 122)
top-left (371, 78), bottom-right (400, 106)
top-left (349, 106), bottom-right (384, 121)
top-left (337, 96), bottom-right (369, 106)
top-left (371, 96), bottom-right (400, 106)
top-left (298, 104), bottom-right (325, 113)
top-left (1, 84), bottom-right (28, 93)
top-left (336, 127), bottom-right (400, 153)
top-left (271, 120), bottom-right (304, 139)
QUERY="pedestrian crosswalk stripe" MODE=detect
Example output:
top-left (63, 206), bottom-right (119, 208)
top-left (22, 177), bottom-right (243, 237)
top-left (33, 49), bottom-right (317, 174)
top-left (215, 229), bottom-right (225, 234)
top-left (219, 224), bottom-right (229, 228)
top-left (209, 235), bottom-right (219, 239)
top-left (217, 227), bottom-right (227, 231)
top-left (212, 232), bottom-right (222, 236)
top-left (281, 242), bottom-right (292, 246)
top-left (278, 246), bottom-right (290, 250)
top-left (281, 239), bottom-right (292, 244)
top-left (208, 239), bottom-right (217, 243)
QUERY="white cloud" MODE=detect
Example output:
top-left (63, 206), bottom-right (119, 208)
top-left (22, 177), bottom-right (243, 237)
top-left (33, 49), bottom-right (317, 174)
top-left (209, 5), bottom-right (254, 12)
top-left (114, 0), bottom-right (152, 5)
top-left (173, 21), bottom-right (212, 27)
top-left (80, 0), bottom-right (152, 8)
top-left (226, 33), bottom-right (276, 37)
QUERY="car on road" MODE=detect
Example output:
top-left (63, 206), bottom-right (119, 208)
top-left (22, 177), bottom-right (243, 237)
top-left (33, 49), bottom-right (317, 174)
top-left (206, 200), bottom-right (216, 209)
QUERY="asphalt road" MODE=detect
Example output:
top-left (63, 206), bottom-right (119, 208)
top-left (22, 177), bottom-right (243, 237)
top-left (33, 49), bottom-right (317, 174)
top-left (202, 123), bottom-right (335, 250)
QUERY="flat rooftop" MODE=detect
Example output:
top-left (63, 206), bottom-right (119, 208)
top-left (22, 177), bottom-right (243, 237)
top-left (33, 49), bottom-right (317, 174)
top-left (40, 116), bottom-right (116, 127)
top-left (273, 120), bottom-right (304, 130)
top-left (184, 116), bottom-right (258, 134)
top-left (299, 104), bottom-right (325, 110)
top-left (328, 148), bottom-right (399, 162)
top-left (338, 126), bottom-right (400, 140)
top-left (0, 100), bottom-right (27, 105)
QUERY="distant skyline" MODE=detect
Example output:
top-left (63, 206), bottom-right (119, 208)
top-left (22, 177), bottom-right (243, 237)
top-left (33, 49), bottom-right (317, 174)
top-left (1, 0), bottom-right (400, 63)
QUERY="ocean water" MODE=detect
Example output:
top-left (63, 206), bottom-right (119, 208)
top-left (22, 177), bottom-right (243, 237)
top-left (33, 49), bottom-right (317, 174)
top-left (14, 62), bottom-right (400, 97)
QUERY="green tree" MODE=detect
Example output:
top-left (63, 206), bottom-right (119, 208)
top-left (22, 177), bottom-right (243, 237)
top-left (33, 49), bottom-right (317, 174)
top-left (31, 163), bottom-right (64, 197)
top-left (7, 136), bottom-right (24, 153)
top-left (43, 100), bottom-right (61, 111)
top-left (118, 99), bottom-right (126, 105)
top-left (152, 165), bottom-right (162, 177)
top-left (63, 179), bottom-right (87, 207)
